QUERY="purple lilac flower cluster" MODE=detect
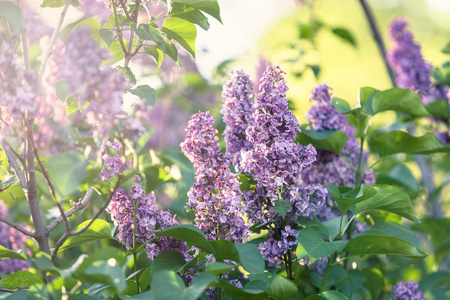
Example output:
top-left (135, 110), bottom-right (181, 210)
top-left (220, 70), bottom-right (255, 170)
top-left (302, 83), bottom-right (375, 222)
top-left (387, 18), bottom-right (448, 105)
top-left (100, 140), bottom-right (132, 181)
top-left (60, 26), bottom-right (128, 136)
top-left (180, 112), bottom-right (249, 243)
top-left (220, 66), bottom-right (326, 267)
top-left (391, 280), bottom-right (427, 300)
top-left (0, 200), bottom-right (30, 276)
top-left (107, 177), bottom-right (189, 259)
top-left (0, 40), bottom-right (40, 138)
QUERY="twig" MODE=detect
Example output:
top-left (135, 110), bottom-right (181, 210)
top-left (358, 0), bottom-right (396, 87)
top-left (18, 0), bottom-right (30, 69)
top-left (38, 4), bottom-right (69, 79)
top-left (46, 187), bottom-right (94, 233)
top-left (0, 216), bottom-right (35, 238)
top-left (51, 180), bottom-right (120, 262)
top-left (2, 141), bottom-right (28, 189)
top-left (28, 131), bottom-right (71, 232)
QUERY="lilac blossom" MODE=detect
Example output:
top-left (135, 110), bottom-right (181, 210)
top-left (180, 112), bottom-right (249, 243)
top-left (60, 26), bottom-right (128, 136)
top-left (391, 280), bottom-right (427, 300)
top-left (100, 140), bottom-right (132, 180)
top-left (387, 18), bottom-right (448, 105)
top-left (221, 69), bottom-right (255, 169)
top-left (107, 178), bottom-right (189, 259)
top-left (0, 200), bottom-right (30, 276)
top-left (0, 40), bottom-right (40, 138)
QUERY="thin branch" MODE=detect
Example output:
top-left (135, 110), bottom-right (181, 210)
top-left (358, 0), bottom-right (396, 87)
top-left (0, 216), bottom-right (35, 238)
top-left (18, 0), bottom-right (30, 69)
top-left (111, 0), bottom-right (129, 56)
top-left (46, 187), bottom-right (94, 233)
top-left (38, 4), bottom-right (69, 79)
top-left (2, 141), bottom-right (28, 189)
top-left (52, 180), bottom-right (120, 262)
top-left (28, 132), bottom-right (71, 233)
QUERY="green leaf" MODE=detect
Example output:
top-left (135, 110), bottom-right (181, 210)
top-left (129, 85), bottom-right (156, 106)
top-left (354, 184), bottom-right (415, 221)
top-left (369, 131), bottom-right (449, 157)
top-left (205, 262), bottom-right (234, 275)
top-left (265, 274), bottom-right (298, 300)
top-left (34, 252), bottom-right (60, 275)
top-left (155, 224), bottom-right (214, 253)
top-left (305, 291), bottom-right (350, 300)
top-left (345, 228), bottom-right (426, 258)
top-left (1, 271), bottom-right (43, 289)
top-left (0, 2), bottom-right (23, 34)
top-left (146, 45), bottom-right (164, 67)
top-left (150, 270), bottom-right (186, 300)
top-left (0, 245), bottom-right (27, 260)
top-left (59, 219), bottom-right (112, 252)
top-left (150, 251), bottom-right (186, 277)
top-left (376, 164), bottom-right (420, 197)
top-left (165, 41), bottom-right (181, 66)
top-left (41, 0), bottom-right (63, 7)
top-left (273, 199), bottom-right (290, 218)
top-left (317, 215), bottom-right (348, 241)
top-left (235, 243), bottom-right (265, 274)
top-left (65, 97), bottom-right (89, 115)
top-left (361, 268), bottom-right (384, 299)
top-left (358, 87), bottom-right (378, 114)
top-left (143, 166), bottom-right (167, 193)
top-left (55, 78), bottom-right (70, 102)
top-left (331, 97), bottom-right (353, 114)
top-left (169, 3), bottom-right (210, 30)
top-left (209, 239), bottom-right (239, 262)
top-left (47, 151), bottom-right (89, 197)
top-left (331, 27), bottom-right (356, 47)
top-left (442, 41), bottom-right (450, 54)
top-left (184, 273), bottom-right (219, 299)
top-left (371, 222), bottom-right (422, 250)
top-left (109, 39), bottom-right (127, 63)
top-left (297, 130), bottom-right (348, 154)
top-left (335, 269), bottom-right (366, 298)
top-left (85, 260), bottom-right (126, 291)
top-left (99, 28), bottom-right (115, 46)
top-left (134, 24), bottom-right (165, 52)
top-left (425, 99), bottom-right (449, 119)
top-left (297, 226), bottom-right (347, 259)
top-left (327, 184), bottom-right (378, 215)
top-left (172, 0), bottom-right (222, 23)
top-left (366, 88), bottom-right (430, 117)
top-left (162, 18), bottom-right (196, 57)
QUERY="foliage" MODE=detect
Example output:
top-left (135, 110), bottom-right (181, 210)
top-left (0, 1), bottom-right (448, 300)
